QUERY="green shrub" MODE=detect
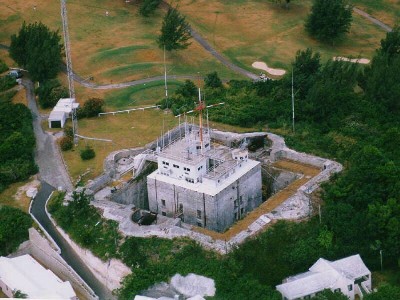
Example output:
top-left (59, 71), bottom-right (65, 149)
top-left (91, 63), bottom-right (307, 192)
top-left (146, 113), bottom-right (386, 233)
top-left (36, 79), bottom-right (68, 109)
top-left (59, 136), bottom-right (73, 151)
top-left (79, 98), bottom-right (104, 118)
top-left (0, 76), bottom-right (17, 92)
top-left (64, 126), bottom-right (74, 139)
top-left (80, 146), bottom-right (95, 160)
top-left (0, 59), bottom-right (7, 73)
top-left (0, 206), bottom-right (32, 256)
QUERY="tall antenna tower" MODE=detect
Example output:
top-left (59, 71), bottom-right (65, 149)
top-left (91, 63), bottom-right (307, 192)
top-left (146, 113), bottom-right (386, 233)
top-left (61, 0), bottom-right (78, 143)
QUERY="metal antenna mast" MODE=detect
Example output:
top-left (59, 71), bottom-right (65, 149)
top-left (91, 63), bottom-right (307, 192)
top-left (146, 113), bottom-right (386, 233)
top-left (61, 0), bottom-right (78, 143)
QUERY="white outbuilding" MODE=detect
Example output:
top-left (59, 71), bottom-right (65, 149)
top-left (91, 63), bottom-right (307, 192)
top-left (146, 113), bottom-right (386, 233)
top-left (0, 254), bottom-right (77, 299)
top-left (276, 254), bottom-right (371, 300)
top-left (48, 98), bottom-right (79, 128)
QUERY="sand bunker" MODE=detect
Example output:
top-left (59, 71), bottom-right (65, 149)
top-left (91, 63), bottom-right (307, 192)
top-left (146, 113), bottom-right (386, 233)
top-left (252, 61), bottom-right (286, 76)
top-left (333, 57), bottom-right (370, 64)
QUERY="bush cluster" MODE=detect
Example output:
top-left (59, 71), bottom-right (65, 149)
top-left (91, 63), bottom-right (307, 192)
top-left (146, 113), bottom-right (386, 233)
top-left (80, 146), bottom-right (95, 160)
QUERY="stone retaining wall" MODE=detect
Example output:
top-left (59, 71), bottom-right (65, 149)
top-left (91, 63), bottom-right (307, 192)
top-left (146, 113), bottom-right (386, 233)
top-left (9, 228), bottom-right (98, 300)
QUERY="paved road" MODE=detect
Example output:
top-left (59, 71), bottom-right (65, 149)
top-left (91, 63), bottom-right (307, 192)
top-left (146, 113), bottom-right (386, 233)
top-left (30, 181), bottom-right (114, 300)
top-left (23, 78), bottom-right (114, 299)
top-left (22, 79), bottom-right (73, 191)
top-left (353, 7), bottom-right (393, 32)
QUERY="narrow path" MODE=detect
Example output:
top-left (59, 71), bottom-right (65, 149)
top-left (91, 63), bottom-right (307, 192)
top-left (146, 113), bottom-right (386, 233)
top-left (31, 181), bottom-right (114, 300)
top-left (353, 7), bottom-right (393, 32)
top-left (22, 79), bottom-right (73, 191)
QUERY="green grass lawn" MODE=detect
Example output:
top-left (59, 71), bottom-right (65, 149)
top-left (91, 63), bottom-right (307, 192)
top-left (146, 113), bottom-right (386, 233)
top-left (104, 80), bottom-right (183, 109)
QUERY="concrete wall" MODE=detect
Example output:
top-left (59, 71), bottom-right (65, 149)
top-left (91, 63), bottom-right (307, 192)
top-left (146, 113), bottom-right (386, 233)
top-left (110, 173), bottom-right (149, 209)
top-left (148, 163), bottom-right (262, 232)
top-left (55, 226), bottom-right (131, 292)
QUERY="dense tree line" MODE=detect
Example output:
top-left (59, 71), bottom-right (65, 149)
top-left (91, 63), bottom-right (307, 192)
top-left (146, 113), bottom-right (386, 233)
top-left (160, 27), bottom-right (400, 296)
top-left (0, 94), bottom-right (37, 192)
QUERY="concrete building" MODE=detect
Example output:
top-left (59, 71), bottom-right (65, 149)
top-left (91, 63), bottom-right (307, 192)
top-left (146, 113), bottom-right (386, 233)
top-left (0, 254), bottom-right (77, 299)
top-left (276, 254), bottom-right (371, 299)
top-left (147, 122), bottom-right (262, 232)
top-left (48, 98), bottom-right (79, 128)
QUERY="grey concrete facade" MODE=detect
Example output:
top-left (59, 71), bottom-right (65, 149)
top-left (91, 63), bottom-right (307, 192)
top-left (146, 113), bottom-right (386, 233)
top-left (147, 162), bottom-right (262, 232)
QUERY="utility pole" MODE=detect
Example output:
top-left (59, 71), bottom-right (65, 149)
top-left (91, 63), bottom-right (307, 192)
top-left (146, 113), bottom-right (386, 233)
top-left (291, 68), bottom-right (295, 134)
top-left (61, 0), bottom-right (78, 144)
top-left (163, 45), bottom-right (168, 106)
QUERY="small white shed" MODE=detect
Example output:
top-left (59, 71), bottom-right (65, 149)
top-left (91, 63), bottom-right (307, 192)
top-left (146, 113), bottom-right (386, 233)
top-left (48, 98), bottom-right (79, 128)
top-left (48, 110), bottom-right (67, 128)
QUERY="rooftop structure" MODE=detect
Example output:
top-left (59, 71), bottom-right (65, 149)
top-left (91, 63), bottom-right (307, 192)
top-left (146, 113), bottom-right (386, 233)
top-left (276, 254), bottom-right (371, 300)
top-left (0, 254), bottom-right (77, 299)
top-left (148, 116), bottom-right (262, 232)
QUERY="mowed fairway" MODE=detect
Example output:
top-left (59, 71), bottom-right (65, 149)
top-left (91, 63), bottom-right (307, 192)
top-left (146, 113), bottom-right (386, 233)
top-left (174, 0), bottom-right (387, 71)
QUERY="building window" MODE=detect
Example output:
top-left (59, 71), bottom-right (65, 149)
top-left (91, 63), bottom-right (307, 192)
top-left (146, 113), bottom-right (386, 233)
top-left (179, 204), bottom-right (183, 213)
top-left (334, 288), bottom-right (341, 293)
top-left (162, 211), bottom-right (166, 216)
top-left (185, 178), bottom-right (194, 183)
top-left (348, 284), bottom-right (353, 291)
top-left (197, 222), bottom-right (202, 227)
top-left (196, 145), bottom-right (201, 149)
top-left (197, 210), bottom-right (202, 219)
top-left (234, 200), bottom-right (238, 208)
top-left (234, 212), bottom-right (238, 220)
top-left (184, 167), bottom-right (191, 172)
top-left (161, 199), bottom-right (166, 206)
top-left (173, 164), bottom-right (179, 168)
top-left (239, 195), bottom-right (243, 204)
top-left (240, 208), bottom-right (244, 215)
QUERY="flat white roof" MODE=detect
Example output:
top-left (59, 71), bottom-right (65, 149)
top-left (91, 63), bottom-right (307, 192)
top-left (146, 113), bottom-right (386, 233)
top-left (49, 110), bottom-right (67, 120)
top-left (148, 159), bottom-right (259, 196)
top-left (0, 255), bottom-right (76, 299)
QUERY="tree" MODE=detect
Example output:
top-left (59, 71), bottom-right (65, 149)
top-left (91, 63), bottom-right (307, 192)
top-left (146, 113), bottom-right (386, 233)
top-left (0, 206), bottom-right (32, 255)
top-left (78, 98), bottom-right (105, 118)
top-left (365, 285), bottom-right (400, 300)
top-left (379, 25), bottom-right (400, 60)
top-left (204, 71), bottom-right (223, 89)
top-left (291, 48), bottom-right (321, 101)
top-left (314, 289), bottom-right (348, 300)
top-left (157, 7), bottom-right (191, 51)
top-left (139, 0), bottom-right (161, 17)
top-left (13, 290), bottom-right (28, 299)
top-left (10, 22), bottom-right (63, 82)
top-left (305, 0), bottom-right (353, 43)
